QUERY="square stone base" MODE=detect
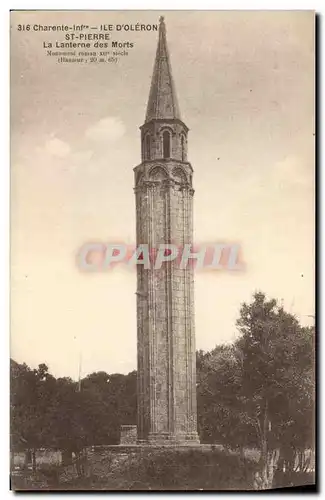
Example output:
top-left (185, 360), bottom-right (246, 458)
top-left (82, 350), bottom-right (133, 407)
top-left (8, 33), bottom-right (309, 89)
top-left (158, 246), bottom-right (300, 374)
top-left (120, 425), bottom-right (137, 445)
top-left (138, 431), bottom-right (200, 446)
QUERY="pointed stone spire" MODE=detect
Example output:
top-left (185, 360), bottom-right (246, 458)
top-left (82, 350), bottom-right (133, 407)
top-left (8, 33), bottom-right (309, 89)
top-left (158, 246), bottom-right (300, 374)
top-left (145, 16), bottom-right (181, 123)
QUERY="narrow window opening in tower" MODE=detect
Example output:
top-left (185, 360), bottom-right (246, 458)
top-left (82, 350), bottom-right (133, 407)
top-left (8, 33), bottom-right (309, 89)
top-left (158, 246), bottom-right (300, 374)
top-left (163, 131), bottom-right (171, 159)
top-left (145, 134), bottom-right (151, 160)
top-left (181, 134), bottom-right (186, 161)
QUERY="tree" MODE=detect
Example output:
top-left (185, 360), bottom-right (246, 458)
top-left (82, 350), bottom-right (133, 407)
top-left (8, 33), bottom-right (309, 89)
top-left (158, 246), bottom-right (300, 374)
top-left (10, 359), bottom-right (138, 461)
top-left (11, 361), bottom-right (56, 470)
top-left (197, 345), bottom-right (257, 451)
top-left (197, 292), bottom-right (314, 490)
top-left (235, 292), bottom-right (314, 489)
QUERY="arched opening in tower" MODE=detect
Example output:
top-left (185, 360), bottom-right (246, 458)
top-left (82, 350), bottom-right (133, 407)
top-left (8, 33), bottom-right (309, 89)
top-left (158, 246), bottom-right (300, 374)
top-left (145, 134), bottom-right (151, 160)
top-left (163, 131), bottom-right (171, 159)
top-left (181, 134), bottom-right (186, 161)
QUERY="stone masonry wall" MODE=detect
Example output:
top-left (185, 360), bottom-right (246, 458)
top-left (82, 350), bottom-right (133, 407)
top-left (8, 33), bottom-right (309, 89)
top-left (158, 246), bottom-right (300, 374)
top-left (134, 157), bottom-right (199, 444)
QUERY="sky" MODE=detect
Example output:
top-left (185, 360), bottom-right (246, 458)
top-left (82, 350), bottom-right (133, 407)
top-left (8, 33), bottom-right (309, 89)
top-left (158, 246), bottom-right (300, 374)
top-left (10, 10), bottom-right (315, 379)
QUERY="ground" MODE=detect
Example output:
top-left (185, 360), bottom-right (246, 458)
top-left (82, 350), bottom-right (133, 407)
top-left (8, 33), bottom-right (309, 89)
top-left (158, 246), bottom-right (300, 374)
top-left (10, 446), bottom-right (315, 491)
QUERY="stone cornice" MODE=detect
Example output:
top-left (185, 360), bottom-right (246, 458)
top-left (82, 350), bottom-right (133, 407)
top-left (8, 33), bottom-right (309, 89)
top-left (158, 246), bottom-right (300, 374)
top-left (134, 160), bottom-right (193, 172)
top-left (134, 180), bottom-right (194, 193)
top-left (139, 118), bottom-right (189, 133)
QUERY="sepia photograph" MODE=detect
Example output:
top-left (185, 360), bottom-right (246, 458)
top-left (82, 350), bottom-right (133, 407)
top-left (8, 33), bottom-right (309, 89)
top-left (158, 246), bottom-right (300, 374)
top-left (10, 9), bottom-right (315, 491)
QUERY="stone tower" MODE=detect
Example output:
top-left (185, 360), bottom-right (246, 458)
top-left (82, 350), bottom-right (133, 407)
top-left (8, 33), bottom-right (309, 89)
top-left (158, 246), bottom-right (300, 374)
top-left (134, 16), bottom-right (199, 445)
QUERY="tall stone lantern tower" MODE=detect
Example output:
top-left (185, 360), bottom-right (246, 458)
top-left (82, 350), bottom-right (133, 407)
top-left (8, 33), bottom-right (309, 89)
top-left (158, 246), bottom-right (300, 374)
top-left (134, 16), bottom-right (199, 445)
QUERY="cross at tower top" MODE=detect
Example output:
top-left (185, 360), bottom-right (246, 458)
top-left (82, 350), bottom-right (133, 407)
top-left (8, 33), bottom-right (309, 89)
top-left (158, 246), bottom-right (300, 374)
top-left (145, 17), bottom-right (181, 123)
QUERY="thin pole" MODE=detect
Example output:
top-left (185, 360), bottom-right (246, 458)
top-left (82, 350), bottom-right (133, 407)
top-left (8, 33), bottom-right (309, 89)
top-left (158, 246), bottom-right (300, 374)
top-left (78, 350), bottom-right (82, 392)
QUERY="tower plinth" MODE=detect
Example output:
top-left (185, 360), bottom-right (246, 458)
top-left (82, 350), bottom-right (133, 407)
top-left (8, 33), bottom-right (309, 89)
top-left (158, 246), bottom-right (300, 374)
top-left (134, 17), bottom-right (199, 445)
